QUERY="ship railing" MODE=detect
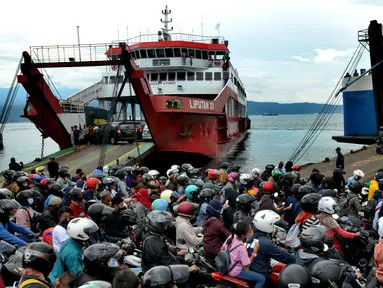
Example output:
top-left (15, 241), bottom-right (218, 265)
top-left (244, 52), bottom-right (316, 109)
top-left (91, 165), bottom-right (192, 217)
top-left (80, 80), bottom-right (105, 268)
top-left (60, 100), bottom-right (85, 113)
top-left (112, 33), bottom-right (226, 46)
top-left (29, 43), bottom-right (123, 64)
top-left (358, 29), bottom-right (369, 43)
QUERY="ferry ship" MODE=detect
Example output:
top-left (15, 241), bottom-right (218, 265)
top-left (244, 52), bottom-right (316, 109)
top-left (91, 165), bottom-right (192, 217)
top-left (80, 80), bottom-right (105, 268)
top-left (16, 6), bottom-right (250, 160)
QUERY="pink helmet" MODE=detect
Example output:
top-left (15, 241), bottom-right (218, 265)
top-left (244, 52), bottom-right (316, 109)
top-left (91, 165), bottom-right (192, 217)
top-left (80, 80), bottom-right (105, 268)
top-left (228, 172), bottom-right (238, 183)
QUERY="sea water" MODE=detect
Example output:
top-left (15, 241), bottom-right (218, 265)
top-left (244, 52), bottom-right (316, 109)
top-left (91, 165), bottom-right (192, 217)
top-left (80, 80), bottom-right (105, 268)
top-left (0, 114), bottom-right (362, 172)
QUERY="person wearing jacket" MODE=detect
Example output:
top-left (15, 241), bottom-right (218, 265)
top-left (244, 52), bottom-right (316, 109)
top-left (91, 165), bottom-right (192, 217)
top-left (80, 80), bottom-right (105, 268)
top-left (222, 188), bottom-right (237, 230)
top-left (295, 227), bottom-right (326, 270)
top-left (104, 195), bottom-right (130, 238)
top-left (197, 188), bottom-right (214, 227)
top-left (175, 202), bottom-right (203, 251)
top-left (133, 188), bottom-right (152, 224)
top-left (247, 210), bottom-right (295, 288)
top-left (52, 207), bottom-right (73, 252)
top-left (15, 190), bottom-right (41, 236)
top-left (374, 217), bottom-right (383, 287)
top-left (40, 197), bottom-right (62, 232)
top-left (68, 187), bottom-right (86, 218)
top-left (203, 200), bottom-right (231, 260)
top-left (49, 218), bottom-right (98, 283)
top-left (347, 182), bottom-right (362, 217)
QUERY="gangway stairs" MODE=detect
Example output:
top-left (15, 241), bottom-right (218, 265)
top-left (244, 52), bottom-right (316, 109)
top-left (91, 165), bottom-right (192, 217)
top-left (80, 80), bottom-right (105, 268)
top-left (65, 81), bottom-right (103, 105)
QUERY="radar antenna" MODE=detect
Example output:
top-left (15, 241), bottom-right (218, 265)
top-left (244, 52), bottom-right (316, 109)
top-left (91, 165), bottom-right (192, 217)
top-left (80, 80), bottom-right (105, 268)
top-left (160, 5), bottom-right (173, 41)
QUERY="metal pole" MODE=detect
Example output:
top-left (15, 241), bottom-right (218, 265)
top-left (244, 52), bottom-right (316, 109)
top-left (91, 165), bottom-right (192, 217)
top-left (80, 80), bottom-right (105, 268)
top-left (126, 26), bottom-right (129, 41)
top-left (77, 26), bottom-right (81, 61)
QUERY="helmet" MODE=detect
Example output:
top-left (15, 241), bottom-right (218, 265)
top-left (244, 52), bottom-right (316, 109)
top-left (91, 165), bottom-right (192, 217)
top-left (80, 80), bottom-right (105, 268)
top-left (253, 210), bottom-right (280, 233)
top-left (146, 210), bottom-right (175, 234)
top-left (121, 209), bottom-right (137, 226)
top-left (178, 202), bottom-right (194, 217)
top-left (67, 218), bottom-right (99, 241)
top-left (137, 166), bottom-right (149, 174)
top-left (16, 176), bottom-right (29, 189)
top-left (292, 164), bottom-right (300, 171)
top-left (87, 203), bottom-right (113, 224)
top-left (40, 178), bottom-right (54, 190)
top-left (92, 169), bottom-right (105, 180)
top-left (251, 168), bottom-right (260, 178)
top-left (84, 243), bottom-right (120, 267)
top-left (35, 166), bottom-right (45, 175)
top-left (271, 169), bottom-right (283, 178)
top-left (278, 264), bottom-right (312, 288)
top-left (58, 167), bottom-right (71, 178)
top-left (48, 184), bottom-right (63, 197)
top-left (142, 173), bottom-right (154, 184)
top-left (318, 196), bottom-right (339, 215)
top-left (199, 188), bottom-right (214, 202)
top-left (220, 162), bottom-right (231, 170)
top-left (22, 242), bottom-right (56, 277)
top-left (231, 164), bottom-right (240, 172)
top-left (291, 184), bottom-right (302, 196)
top-left (236, 194), bottom-right (256, 212)
top-left (148, 170), bottom-right (160, 177)
top-left (42, 228), bottom-right (54, 246)
top-left (349, 181), bottom-right (363, 194)
top-left (167, 168), bottom-right (178, 178)
top-left (378, 217), bottom-right (383, 238)
top-left (322, 189), bottom-right (336, 197)
top-left (300, 193), bottom-right (321, 214)
top-left (353, 169), bottom-right (365, 180)
top-left (188, 168), bottom-right (200, 178)
top-left (177, 174), bottom-right (189, 186)
top-left (181, 163), bottom-right (193, 173)
top-left (122, 166), bottom-right (135, 174)
top-left (85, 178), bottom-right (101, 190)
top-left (161, 190), bottom-right (174, 203)
top-left (15, 190), bottom-right (33, 206)
top-left (0, 189), bottom-right (11, 199)
top-left (310, 172), bottom-right (324, 186)
top-left (152, 199), bottom-right (169, 211)
top-left (2, 170), bottom-right (15, 181)
top-left (311, 260), bottom-right (343, 287)
top-left (78, 281), bottom-right (111, 288)
top-left (300, 227), bottom-right (326, 253)
top-left (85, 200), bottom-right (98, 213)
top-left (376, 172), bottom-right (383, 181)
top-left (142, 265), bottom-right (190, 287)
top-left (262, 181), bottom-right (274, 193)
top-left (297, 185), bottom-right (316, 200)
top-left (202, 183), bottom-right (221, 194)
top-left (103, 177), bottom-right (115, 186)
top-left (69, 187), bottom-right (83, 202)
top-left (185, 185), bottom-right (199, 200)
top-left (227, 172), bottom-right (238, 183)
top-left (158, 176), bottom-right (167, 184)
top-left (31, 174), bottom-right (44, 186)
top-left (207, 169), bottom-right (219, 180)
top-left (170, 164), bottom-right (180, 171)
top-left (239, 173), bottom-right (254, 185)
top-left (114, 169), bottom-right (127, 179)
top-left (265, 164), bottom-right (275, 171)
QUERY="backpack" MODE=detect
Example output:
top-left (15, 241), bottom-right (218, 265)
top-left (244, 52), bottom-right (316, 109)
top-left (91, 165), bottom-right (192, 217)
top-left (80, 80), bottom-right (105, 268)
top-left (18, 278), bottom-right (50, 288)
top-left (214, 242), bottom-right (243, 275)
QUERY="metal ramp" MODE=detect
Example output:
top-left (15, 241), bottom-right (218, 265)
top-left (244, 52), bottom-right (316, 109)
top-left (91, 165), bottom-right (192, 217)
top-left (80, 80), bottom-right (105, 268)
top-left (65, 81), bottom-right (103, 105)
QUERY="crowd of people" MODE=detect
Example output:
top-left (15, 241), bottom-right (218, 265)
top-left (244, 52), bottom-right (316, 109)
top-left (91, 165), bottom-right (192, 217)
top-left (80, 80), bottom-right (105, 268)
top-left (0, 157), bottom-right (381, 288)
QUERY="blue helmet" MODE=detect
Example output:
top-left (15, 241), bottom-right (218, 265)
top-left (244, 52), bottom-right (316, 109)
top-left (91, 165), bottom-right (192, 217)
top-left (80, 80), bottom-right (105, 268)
top-left (185, 185), bottom-right (199, 200)
top-left (152, 199), bottom-right (169, 211)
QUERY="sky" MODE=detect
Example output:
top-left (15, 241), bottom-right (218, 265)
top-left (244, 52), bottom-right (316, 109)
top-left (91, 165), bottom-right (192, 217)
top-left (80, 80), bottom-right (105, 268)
top-left (1, 0), bottom-right (383, 103)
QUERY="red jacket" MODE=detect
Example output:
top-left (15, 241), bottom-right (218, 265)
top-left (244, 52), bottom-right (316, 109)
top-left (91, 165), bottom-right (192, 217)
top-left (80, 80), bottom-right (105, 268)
top-left (203, 217), bottom-right (230, 256)
top-left (69, 202), bottom-right (85, 218)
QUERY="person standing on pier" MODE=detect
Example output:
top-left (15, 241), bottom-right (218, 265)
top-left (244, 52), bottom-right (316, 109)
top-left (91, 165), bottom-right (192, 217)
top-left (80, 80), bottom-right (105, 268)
top-left (48, 157), bottom-right (59, 179)
top-left (335, 147), bottom-right (344, 170)
top-left (9, 158), bottom-right (21, 171)
top-left (72, 126), bottom-right (82, 152)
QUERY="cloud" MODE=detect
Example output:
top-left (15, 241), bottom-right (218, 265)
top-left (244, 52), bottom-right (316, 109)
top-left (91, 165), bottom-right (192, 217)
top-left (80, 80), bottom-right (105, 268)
top-left (293, 48), bottom-right (354, 64)
top-left (292, 56), bottom-right (311, 63)
top-left (348, 0), bottom-right (383, 6)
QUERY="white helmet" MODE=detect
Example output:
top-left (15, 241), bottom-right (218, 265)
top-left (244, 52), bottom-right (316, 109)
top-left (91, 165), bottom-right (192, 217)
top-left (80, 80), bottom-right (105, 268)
top-left (67, 218), bottom-right (99, 241)
top-left (170, 165), bottom-right (180, 171)
top-left (353, 169), bottom-right (365, 180)
top-left (253, 210), bottom-right (280, 233)
top-left (239, 173), bottom-right (253, 185)
top-left (252, 168), bottom-right (261, 178)
top-left (378, 217), bottom-right (383, 238)
top-left (166, 168), bottom-right (178, 178)
top-left (148, 170), bottom-right (160, 177)
top-left (361, 187), bottom-right (369, 196)
top-left (318, 196), bottom-right (339, 215)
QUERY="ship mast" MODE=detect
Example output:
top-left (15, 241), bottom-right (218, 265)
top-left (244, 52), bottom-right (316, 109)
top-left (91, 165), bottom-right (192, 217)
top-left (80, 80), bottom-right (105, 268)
top-left (160, 5), bottom-right (173, 41)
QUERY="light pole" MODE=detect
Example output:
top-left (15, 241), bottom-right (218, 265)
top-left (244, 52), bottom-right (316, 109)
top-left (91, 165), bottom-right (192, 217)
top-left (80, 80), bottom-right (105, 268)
top-left (76, 26), bottom-right (81, 61)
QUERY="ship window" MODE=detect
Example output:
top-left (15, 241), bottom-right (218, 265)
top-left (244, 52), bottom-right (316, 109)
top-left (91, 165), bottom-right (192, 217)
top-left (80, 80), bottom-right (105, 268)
top-left (135, 50), bottom-right (141, 59)
top-left (181, 48), bottom-right (188, 56)
top-left (109, 76), bottom-right (116, 84)
top-left (216, 51), bottom-right (225, 60)
top-left (151, 73), bottom-right (158, 81)
top-left (205, 72), bottom-right (212, 81)
top-left (102, 76), bottom-right (108, 84)
top-left (208, 51), bottom-right (215, 59)
top-left (214, 72), bottom-right (221, 81)
top-left (168, 72), bottom-right (176, 81)
top-left (223, 71), bottom-right (229, 80)
top-left (117, 75), bottom-right (124, 83)
top-left (195, 50), bottom-right (202, 59)
top-left (159, 73), bottom-right (167, 81)
top-left (187, 72), bottom-right (195, 81)
top-left (234, 78), bottom-right (238, 86)
top-left (202, 50), bottom-right (208, 59)
top-left (196, 72), bottom-right (203, 80)
top-left (156, 49), bottom-right (165, 58)
top-left (177, 72), bottom-right (186, 81)
top-left (188, 49), bottom-right (195, 58)
top-left (174, 48), bottom-right (181, 57)
top-left (165, 48), bottom-right (174, 57)
top-left (140, 49), bottom-right (147, 58)
top-left (131, 51), bottom-right (136, 59)
top-left (147, 49), bottom-right (156, 58)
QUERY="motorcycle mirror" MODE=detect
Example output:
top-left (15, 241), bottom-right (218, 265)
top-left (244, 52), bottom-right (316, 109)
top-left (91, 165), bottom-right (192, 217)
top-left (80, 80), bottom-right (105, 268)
top-left (323, 244), bottom-right (329, 252)
top-left (274, 192), bottom-right (279, 198)
top-left (177, 238), bottom-right (186, 245)
top-left (311, 277), bottom-right (321, 284)
top-left (332, 214), bottom-right (340, 220)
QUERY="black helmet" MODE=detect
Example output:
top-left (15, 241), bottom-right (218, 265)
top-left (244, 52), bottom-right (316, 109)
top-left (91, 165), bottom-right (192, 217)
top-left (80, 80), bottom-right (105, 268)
top-left (231, 164), bottom-right (240, 172)
top-left (142, 173), bottom-right (154, 184)
top-left (22, 242), bottom-right (56, 277)
top-left (349, 181), bottom-right (363, 194)
top-left (87, 203), bottom-right (113, 224)
top-left (121, 208), bottom-right (137, 226)
top-left (310, 172), bottom-right (324, 186)
top-left (146, 210), bottom-right (175, 235)
top-left (103, 177), bottom-right (115, 186)
top-left (15, 190), bottom-right (33, 206)
top-left (107, 165), bottom-right (122, 176)
top-left (333, 168), bottom-right (345, 176)
top-left (376, 172), bottom-right (383, 181)
top-left (202, 183), bottom-right (221, 195)
top-left (58, 167), bottom-right (70, 178)
top-left (300, 193), bottom-right (321, 214)
top-left (69, 187), bottom-right (83, 202)
top-left (158, 176), bottom-right (167, 185)
top-left (190, 178), bottom-right (204, 189)
top-left (114, 169), bottom-right (127, 179)
top-left (181, 163), bottom-right (193, 173)
top-left (199, 188), bottom-right (214, 202)
top-left (300, 227), bottom-right (326, 254)
top-left (321, 189), bottom-right (336, 197)
top-left (236, 194), bottom-right (256, 212)
top-left (2, 170), bottom-right (15, 181)
top-left (0, 189), bottom-right (10, 199)
top-left (48, 184), bottom-right (63, 197)
top-left (139, 166), bottom-right (150, 175)
top-left (85, 200), bottom-right (98, 212)
top-left (83, 243), bottom-right (120, 268)
top-left (16, 176), bottom-right (29, 189)
top-left (310, 260), bottom-right (343, 287)
top-left (297, 185), bottom-right (316, 200)
top-left (177, 174), bottom-right (189, 186)
top-left (278, 264), bottom-right (312, 288)
top-left (142, 265), bottom-right (190, 288)
top-left (220, 162), bottom-right (231, 170)
top-left (188, 168), bottom-right (200, 178)
top-left (12, 171), bottom-right (27, 182)
top-left (265, 164), bottom-right (275, 171)
top-left (291, 184), bottom-right (302, 196)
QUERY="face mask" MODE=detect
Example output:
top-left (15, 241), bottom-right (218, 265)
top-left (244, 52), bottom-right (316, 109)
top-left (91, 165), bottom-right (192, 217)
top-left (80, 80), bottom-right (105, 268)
top-left (23, 182), bottom-right (28, 187)
top-left (27, 198), bottom-right (34, 205)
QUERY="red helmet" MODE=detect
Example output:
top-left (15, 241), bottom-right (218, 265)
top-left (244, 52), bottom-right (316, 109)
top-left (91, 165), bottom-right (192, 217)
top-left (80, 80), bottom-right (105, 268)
top-left (28, 174), bottom-right (35, 182)
top-left (40, 178), bottom-right (54, 190)
top-left (293, 164), bottom-right (300, 171)
top-left (85, 177), bottom-right (101, 190)
top-left (262, 181), bottom-right (275, 193)
top-left (177, 202), bottom-right (194, 217)
top-left (208, 169), bottom-right (219, 180)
